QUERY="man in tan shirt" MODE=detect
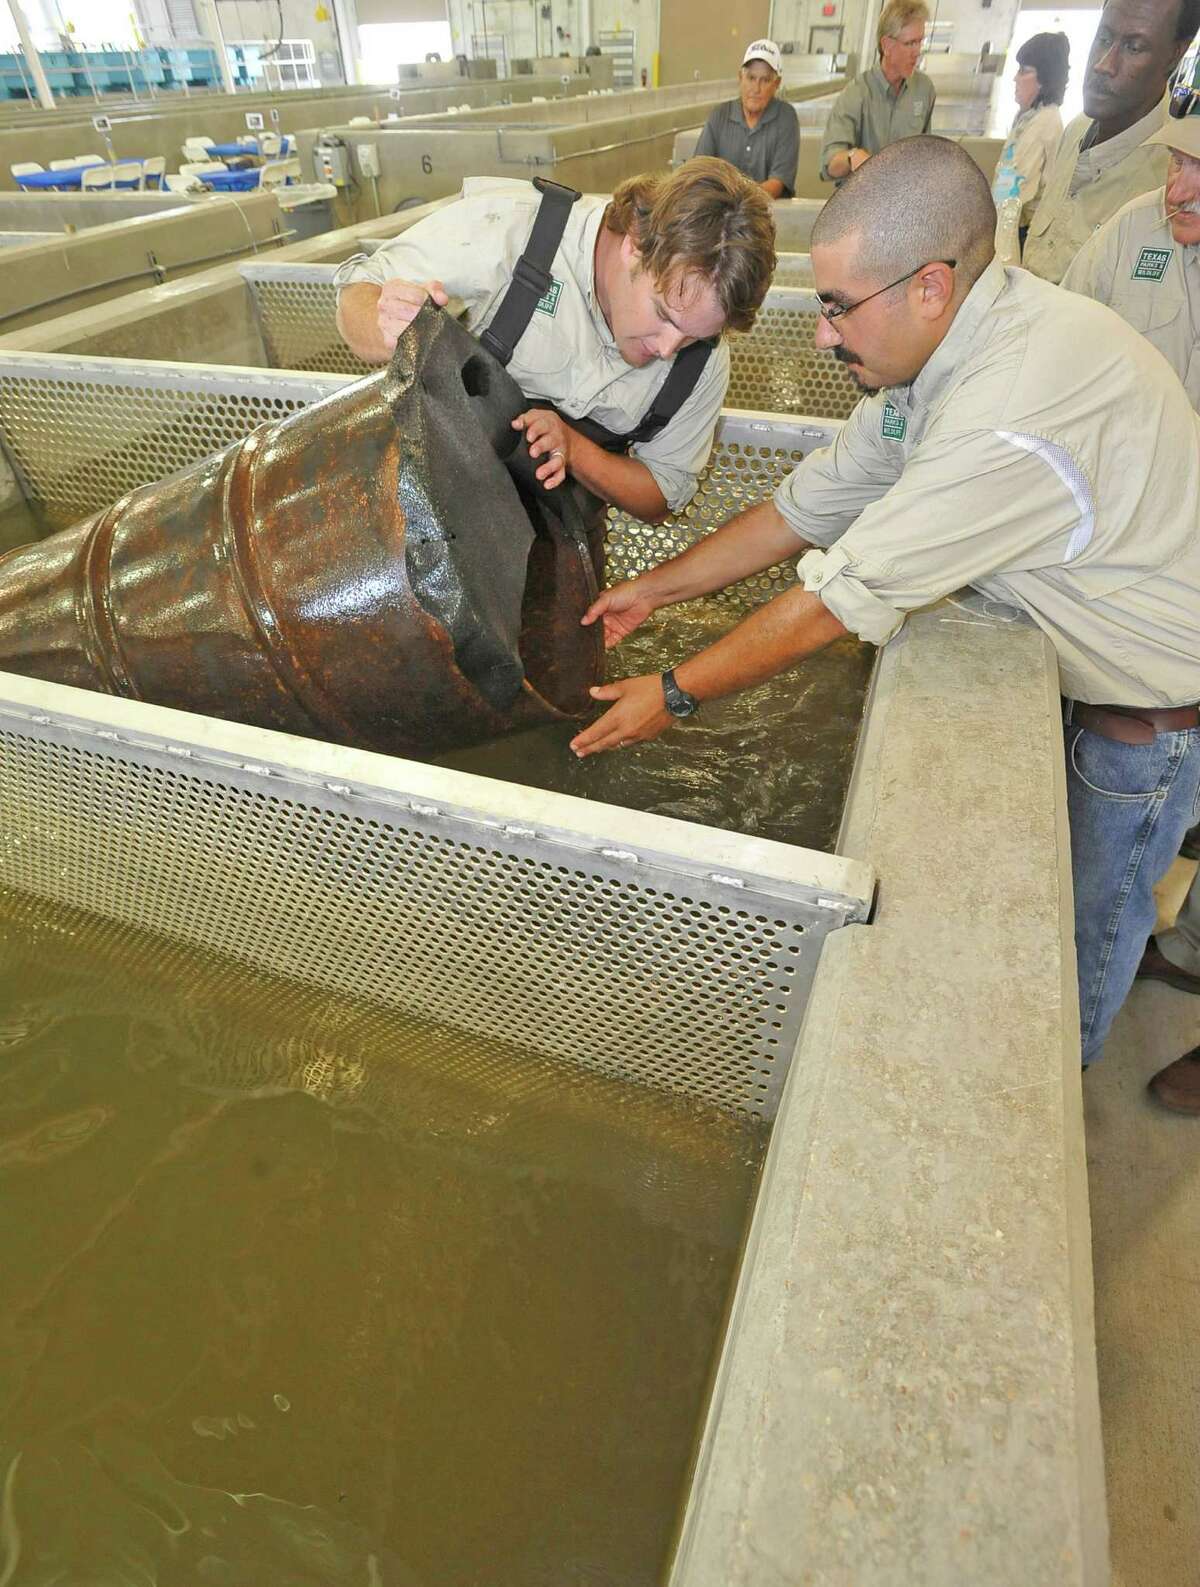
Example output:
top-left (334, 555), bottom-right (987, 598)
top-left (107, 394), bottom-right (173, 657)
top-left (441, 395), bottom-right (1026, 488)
top-left (1064, 93), bottom-right (1200, 1110)
top-left (570, 137), bottom-right (1200, 1082)
top-left (1063, 99), bottom-right (1200, 404)
top-left (1024, 0), bottom-right (1198, 282)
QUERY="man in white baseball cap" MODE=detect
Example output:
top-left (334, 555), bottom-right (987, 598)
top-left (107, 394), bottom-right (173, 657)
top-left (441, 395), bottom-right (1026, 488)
top-left (693, 38), bottom-right (800, 198)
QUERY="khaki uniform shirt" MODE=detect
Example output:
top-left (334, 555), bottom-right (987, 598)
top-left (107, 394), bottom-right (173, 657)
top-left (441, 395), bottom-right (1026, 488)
top-left (1004, 103), bottom-right (1064, 228)
top-left (335, 178), bottom-right (730, 512)
top-left (1062, 187), bottom-right (1200, 410)
top-left (819, 67), bottom-right (936, 181)
top-left (773, 260), bottom-right (1200, 706)
top-left (694, 96), bottom-right (800, 195)
top-left (1023, 99), bottom-right (1168, 283)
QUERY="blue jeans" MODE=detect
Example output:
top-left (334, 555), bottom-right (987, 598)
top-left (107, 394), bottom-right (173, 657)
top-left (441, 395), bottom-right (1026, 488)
top-left (1065, 710), bottom-right (1200, 1065)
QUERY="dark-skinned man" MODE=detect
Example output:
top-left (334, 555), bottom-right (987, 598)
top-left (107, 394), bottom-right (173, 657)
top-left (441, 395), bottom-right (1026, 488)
top-left (1024, 0), bottom-right (1200, 282)
top-left (571, 136), bottom-right (1200, 1082)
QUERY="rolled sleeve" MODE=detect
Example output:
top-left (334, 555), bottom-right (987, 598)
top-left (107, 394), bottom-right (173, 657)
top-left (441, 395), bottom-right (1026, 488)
top-left (820, 82), bottom-right (864, 179)
top-left (797, 543), bottom-right (905, 643)
top-left (630, 338), bottom-right (730, 512)
top-left (333, 197), bottom-right (506, 315)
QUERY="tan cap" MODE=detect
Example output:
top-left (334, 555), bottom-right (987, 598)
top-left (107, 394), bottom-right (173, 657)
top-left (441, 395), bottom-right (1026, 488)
top-left (1145, 113), bottom-right (1200, 159)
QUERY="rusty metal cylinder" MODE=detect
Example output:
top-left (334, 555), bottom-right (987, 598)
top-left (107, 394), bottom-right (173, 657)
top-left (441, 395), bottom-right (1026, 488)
top-left (0, 307), bottom-right (604, 758)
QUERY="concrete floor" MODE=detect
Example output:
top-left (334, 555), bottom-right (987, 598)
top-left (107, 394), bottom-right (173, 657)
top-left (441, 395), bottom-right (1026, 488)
top-left (1086, 858), bottom-right (1200, 1587)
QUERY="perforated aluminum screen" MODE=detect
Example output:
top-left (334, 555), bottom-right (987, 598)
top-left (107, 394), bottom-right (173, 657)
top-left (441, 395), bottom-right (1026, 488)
top-left (727, 287), bottom-right (861, 421)
top-left (243, 263), bottom-right (375, 377)
top-left (239, 265), bottom-right (861, 420)
top-left (773, 252), bottom-right (813, 288)
top-left (0, 353), bottom-right (347, 530)
top-left (0, 680), bottom-right (872, 1119)
top-left (606, 412), bottom-right (837, 612)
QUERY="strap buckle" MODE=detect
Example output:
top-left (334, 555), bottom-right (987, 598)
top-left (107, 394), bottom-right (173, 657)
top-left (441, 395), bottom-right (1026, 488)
top-left (511, 254), bottom-right (552, 295)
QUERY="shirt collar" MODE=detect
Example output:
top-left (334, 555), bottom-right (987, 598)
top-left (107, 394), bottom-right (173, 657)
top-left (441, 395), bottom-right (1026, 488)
top-left (730, 96), bottom-right (780, 130)
top-left (578, 200), bottom-right (618, 348)
top-left (869, 65), bottom-right (909, 99)
top-left (908, 258), bottom-right (1008, 409)
top-left (1078, 95), bottom-right (1167, 170)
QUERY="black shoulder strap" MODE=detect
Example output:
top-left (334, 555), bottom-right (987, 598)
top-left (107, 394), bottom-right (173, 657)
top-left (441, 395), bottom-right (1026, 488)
top-left (623, 337), bottom-right (717, 447)
top-left (478, 178), bottom-right (582, 367)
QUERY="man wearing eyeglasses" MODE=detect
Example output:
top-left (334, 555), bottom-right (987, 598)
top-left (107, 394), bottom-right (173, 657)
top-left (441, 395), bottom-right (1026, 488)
top-left (570, 135), bottom-right (1200, 1081)
top-left (1024, 0), bottom-right (1199, 283)
top-left (1063, 84), bottom-right (1200, 1111)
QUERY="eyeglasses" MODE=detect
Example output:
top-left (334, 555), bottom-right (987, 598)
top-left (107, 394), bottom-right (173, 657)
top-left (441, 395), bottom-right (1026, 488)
top-left (816, 259), bottom-right (957, 325)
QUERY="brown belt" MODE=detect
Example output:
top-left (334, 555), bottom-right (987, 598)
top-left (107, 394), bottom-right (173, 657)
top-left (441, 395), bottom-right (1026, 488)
top-left (1072, 701), bottom-right (1200, 745)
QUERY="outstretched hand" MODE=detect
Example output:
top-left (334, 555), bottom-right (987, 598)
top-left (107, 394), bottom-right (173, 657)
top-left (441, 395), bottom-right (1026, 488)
top-left (569, 675), bottom-right (673, 758)
top-left (580, 581), bottom-right (659, 650)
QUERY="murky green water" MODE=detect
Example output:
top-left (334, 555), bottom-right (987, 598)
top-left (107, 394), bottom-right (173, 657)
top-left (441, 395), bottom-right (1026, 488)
top-left (439, 601), bottom-right (874, 855)
top-left (0, 890), bottom-right (766, 1587)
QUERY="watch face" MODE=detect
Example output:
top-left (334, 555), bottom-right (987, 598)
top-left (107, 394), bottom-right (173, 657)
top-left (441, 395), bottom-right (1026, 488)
top-left (662, 671), bottom-right (698, 717)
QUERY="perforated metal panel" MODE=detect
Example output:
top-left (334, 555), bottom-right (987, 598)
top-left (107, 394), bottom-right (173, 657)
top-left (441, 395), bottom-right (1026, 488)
top-left (0, 354), bottom-right (347, 529)
top-left (773, 252), bottom-right (813, 289)
top-left (239, 265), bottom-right (862, 420)
top-left (729, 287), bottom-right (861, 420)
top-left (605, 413), bottom-right (838, 611)
top-left (243, 263), bottom-right (375, 377)
top-left (0, 679), bottom-right (872, 1120)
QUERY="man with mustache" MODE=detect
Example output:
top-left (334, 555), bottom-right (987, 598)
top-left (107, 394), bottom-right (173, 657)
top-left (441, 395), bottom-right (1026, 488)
top-left (571, 135), bottom-right (1200, 1084)
top-left (1024, 0), bottom-right (1199, 283)
top-left (1063, 84), bottom-right (1200, 1111)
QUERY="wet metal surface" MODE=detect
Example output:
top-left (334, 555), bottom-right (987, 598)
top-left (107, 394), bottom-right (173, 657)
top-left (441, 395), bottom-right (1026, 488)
top-left (0, 309), bottom-right (602, 759)
top-left (0, 890), bottom-right (765, 1586)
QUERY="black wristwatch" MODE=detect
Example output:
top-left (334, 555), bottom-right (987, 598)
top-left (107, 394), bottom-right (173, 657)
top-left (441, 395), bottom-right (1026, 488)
top-left (661, 668), bottom-right (700, 718)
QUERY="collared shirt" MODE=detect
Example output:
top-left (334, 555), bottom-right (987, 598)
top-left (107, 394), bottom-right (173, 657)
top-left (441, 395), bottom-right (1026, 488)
top-left (819, 66), bottom-right (936, 181)
top-left (693, 96), bottom-right (800, 194)
top-left (772, 260), bottom-right (1200, 706)
top-left (1023, 99), bottom-right (1168, 283)
top-left (1062, 187), bottom-right (1200, 410)
top-left (334, 177), bottom-right (730, 513)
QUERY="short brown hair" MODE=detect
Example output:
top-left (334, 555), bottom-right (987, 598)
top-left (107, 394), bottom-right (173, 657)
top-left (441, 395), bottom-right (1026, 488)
top-left (605, 157), bottom-right (776, 333)
top-left (877, 0), bottom-right (929, 56)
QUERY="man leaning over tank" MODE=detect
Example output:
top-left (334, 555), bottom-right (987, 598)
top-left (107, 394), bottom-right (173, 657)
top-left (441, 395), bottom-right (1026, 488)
top-left (693, 39), bottom-right (800, 199)
top-left (1023, 0), bottom-right (1200, 283)
top-left (819, 0), bottom-right (935, 183)
top-left (334, 163), bottom-right (775, 526)
top-left (568, 135), bottom-right (1200, 1084)
top-left (1063, 77), bottom-right (1200, 1111)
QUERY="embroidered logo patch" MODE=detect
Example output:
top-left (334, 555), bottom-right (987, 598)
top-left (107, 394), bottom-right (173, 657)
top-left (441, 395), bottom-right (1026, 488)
top-left (1131, 246), bottom-right (1172, 282)
top-left (535, 279), bottom-right (563, 316)
top-left (881, 401), bottom-right (908, 441)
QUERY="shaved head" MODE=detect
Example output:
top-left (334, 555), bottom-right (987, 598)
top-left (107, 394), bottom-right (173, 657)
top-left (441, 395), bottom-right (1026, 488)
top-left (812, 136), bottom-right (996, 290)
